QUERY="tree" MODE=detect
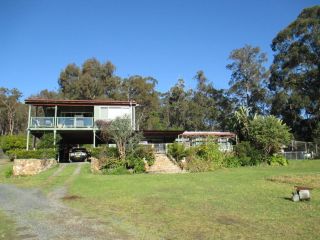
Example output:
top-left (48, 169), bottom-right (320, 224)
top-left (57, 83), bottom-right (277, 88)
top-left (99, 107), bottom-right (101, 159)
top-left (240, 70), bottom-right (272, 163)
top-left (0, 88), bottom-right (22, 135)
top-left (122, 75), bottom-right (160, 130)
top-left (30, 89), bottom-right (61, 99)
top-left (249, 115), bottom-right (292, 156)
top-left (227, 45), bottom-right (269, 115)
top-left (232, 106), bottom-right (254, 141)
top-left (188, 71), bottom-right (232, 131)
top-left (162, 79), bottom-right (189, 129)
top-left (58, 58), bottom-right (118, 100)
top-left (269, 6), bottom-right (320, 140)
top-left (96, 116), bottom-right (139, 160)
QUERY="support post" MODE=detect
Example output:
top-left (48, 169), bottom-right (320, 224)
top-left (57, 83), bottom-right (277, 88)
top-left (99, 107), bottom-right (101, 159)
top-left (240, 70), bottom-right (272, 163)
top-left (33, 106), bottom-right (38, 149)
top-left (93, 130), bottom-right (96, 148)
top-left (27, 105), bottom-right (31, 129)
top-left (26, 105), bottom-right (32, 151)
top-left (26, 130), bottom-right (30, 150)
top-left (53, 130), bottom-right (57, 150)
top-left (54, 105), bottom-right (58, 128)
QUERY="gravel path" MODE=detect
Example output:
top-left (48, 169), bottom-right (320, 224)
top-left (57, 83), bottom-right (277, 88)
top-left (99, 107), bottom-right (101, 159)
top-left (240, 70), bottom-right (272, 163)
top-left (0, 164), bottom-right (129, 240)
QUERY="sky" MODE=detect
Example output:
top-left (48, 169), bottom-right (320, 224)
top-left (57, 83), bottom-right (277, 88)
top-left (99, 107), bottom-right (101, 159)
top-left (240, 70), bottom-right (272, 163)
top-left (0, 0), bottom-right (319, 99)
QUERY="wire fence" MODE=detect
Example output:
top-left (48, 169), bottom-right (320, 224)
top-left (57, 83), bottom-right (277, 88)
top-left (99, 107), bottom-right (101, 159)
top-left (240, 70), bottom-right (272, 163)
top-left (281, 140), bottom-right (319, 160)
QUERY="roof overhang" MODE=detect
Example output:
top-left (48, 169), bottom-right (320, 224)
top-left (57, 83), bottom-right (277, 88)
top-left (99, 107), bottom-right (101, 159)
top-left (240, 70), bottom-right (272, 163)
top-left (179, 131), bottom-right (236, 138)
top-left (25, 98), bottom-right (137, 107)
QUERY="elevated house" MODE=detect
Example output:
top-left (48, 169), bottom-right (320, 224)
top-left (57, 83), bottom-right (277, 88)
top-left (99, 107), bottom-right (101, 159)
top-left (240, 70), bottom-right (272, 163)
top-left (25, 98), bottom-right (136, 151)
top-left (25, 98), bottom-right (236, 160)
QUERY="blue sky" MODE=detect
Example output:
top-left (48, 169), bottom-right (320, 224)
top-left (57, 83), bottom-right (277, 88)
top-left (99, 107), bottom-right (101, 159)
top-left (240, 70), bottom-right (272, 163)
top-left (0, 0), bottom-right (318, 99)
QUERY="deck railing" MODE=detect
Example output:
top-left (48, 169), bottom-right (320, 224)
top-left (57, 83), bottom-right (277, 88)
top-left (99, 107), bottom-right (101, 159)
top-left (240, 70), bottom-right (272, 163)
top-left (56, 117), bottom-right (93, 128)
top-left (30, 117), bottom-right (55, 128)
top-left (30, 117), bottom-right (94, 129)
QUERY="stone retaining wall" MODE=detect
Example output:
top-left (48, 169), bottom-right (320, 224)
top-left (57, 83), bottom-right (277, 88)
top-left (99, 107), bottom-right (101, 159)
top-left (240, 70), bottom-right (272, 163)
top-left (90, 157), bottom-right (102, 173)
top-left (13, 159), bottom-right (57, 176)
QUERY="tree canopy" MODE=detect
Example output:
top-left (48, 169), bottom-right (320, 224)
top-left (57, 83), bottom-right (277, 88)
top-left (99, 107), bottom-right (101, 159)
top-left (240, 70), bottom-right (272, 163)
top-left (270, 6), bottom-right (320, 140)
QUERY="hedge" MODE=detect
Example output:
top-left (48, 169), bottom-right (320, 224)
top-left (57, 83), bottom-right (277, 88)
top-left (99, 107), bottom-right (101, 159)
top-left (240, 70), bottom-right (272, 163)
top-left (7, 149), bottom-right (56, 160)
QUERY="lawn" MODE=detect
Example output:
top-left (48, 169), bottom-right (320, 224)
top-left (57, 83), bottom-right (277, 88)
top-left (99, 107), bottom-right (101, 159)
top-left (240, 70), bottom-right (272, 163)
top-left (1, 160), bottom-right (320, 239)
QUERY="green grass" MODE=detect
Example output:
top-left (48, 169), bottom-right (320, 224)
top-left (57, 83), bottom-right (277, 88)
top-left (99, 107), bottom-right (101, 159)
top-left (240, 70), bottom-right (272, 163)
top-left (0, 210), bottom-right (17, 240)
top-left (1, 160), bottom-right (320, 239)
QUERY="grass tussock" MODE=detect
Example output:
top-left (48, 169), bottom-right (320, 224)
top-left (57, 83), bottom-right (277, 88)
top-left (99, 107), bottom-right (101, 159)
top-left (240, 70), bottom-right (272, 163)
top-left (267, 174), bottom-right (320, 189)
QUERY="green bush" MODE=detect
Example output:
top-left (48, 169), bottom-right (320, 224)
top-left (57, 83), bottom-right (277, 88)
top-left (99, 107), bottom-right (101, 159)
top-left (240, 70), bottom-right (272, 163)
top-left (4, 168), bottom-right (13, 178)
top-left (249, 115), bottom-right (292, 156)
top-left (87, 147), bottom-right (118, 159)
top-left (100, 157), bottom-right (123, 169)
top-left (6, 149), bottom-right (56, 160)
top-left (131, 145), bottom-right (155, 166)
top-left (193, 142), bottom-right (225, 169)
top-left (223, 156), bottom-right (242, 168)
top-left (126, 156), bottom-right (146, 173)
top-left (168, 143), bottom-right (187, 161)
top-left (234, 141), bottom-right (264, 166)
top-left (0, 135), bottom-right (26, 153)
top-left (185, 155), bottom-right (213, 172)
top-left (185, 142), bottom-right (225, 172)
top-left (102, 166), bottom-right (130, 175)
top-left (37, 133), bottom-right (61, 149)
top-left (268, 155), bottom-right (288, 166)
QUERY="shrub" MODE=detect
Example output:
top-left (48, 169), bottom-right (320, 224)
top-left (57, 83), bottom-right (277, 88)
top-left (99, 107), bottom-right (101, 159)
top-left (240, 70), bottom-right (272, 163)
top-left (99, 157), bottom-right (123, 169)
top-left (168, 143), bottom-right (187, 161)
top-left (234, 141), bottom-right (265, 166)
top-left (102, 166), bottom-right (130, 175)
top-left (223, 156), bottom-right (242, 168)
top-left (193, 142), bottom-right (225, 169)
top-left (88, 147), bottom-right (118, 159)
top-left (6, 149), bottom-right (56, 160)
top-left (131, 145), bottom-right (155, 166)
top-left (4, 167), bottom-right (13, 178)
top-left (126, 155), bottom-right (146, 173)
top-left (268, 155), bottom-right (288, 166)
top-left (0, 135), bottom-right (26, 153)
top-left (185, 142), bottom-right (225, 172)
top-left (185, 155), bottom-right (213, 172)
top-left (249, 115), bottom-right (292, 156)
top-left (37, 133), bottom-right (61, 149)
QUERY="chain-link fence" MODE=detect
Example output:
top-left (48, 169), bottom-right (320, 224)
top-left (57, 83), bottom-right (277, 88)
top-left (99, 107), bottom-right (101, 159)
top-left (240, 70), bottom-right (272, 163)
top-left (281, 141), bottom-right (319, 160)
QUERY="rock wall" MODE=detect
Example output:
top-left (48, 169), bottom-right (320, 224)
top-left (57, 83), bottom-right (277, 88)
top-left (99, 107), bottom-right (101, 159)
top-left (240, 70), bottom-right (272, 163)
top-left (13, 159), bottom-right (57, 176)
top-left (90, 157), bottom-right (102, 173)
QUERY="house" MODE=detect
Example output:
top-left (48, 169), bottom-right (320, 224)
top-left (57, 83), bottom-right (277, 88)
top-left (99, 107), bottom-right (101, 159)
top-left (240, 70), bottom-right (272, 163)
top-left (25, 98), bottom-right (136, 151)
top-left (25, 98), bottom-right (236, 160)
top-left (176, 131), bottom-right (236, 152)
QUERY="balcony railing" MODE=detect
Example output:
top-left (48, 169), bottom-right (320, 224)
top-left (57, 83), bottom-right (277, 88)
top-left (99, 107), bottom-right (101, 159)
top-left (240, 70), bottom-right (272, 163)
top-left (30, 117), bottom-right (55, 128)
top-left (30, 117), bottom-right (94, 129)
top-left (56, 117), bottom-right (93, 128)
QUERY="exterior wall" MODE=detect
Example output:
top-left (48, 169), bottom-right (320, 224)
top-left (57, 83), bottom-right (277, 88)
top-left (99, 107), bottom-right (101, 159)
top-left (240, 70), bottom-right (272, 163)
top-left (94, 105), bottom-right (135, 129)
top-left (94, 105), bottom-right (131, 120)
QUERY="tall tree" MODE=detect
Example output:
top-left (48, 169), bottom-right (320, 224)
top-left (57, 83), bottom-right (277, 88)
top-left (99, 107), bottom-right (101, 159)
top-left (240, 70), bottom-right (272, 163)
top-left (0, 88), bottom-right (23, 135)
top-left (123, 75), bottom-right (160, 130)
top-left (163, 79), bottom-right (189, 129)
top-left (269, 6), bottom-right (320, 140)
top-left (227, 45), bottom-right (269, 115)
top-left (58, 58), bottom-right (118, 100)
top-left (188, 71), bottom-right (229, 131)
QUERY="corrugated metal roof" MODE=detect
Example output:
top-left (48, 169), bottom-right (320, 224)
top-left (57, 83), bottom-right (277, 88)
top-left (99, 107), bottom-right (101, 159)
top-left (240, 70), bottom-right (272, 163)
top-left (179, 131), bottom-right (236, 137)
top-left (25, 98), bottom-right (137, 106)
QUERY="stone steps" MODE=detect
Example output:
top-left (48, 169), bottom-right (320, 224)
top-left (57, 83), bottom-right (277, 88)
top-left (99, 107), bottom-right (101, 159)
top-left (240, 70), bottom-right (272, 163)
top-left (147, 153), bottom-right (184, 174)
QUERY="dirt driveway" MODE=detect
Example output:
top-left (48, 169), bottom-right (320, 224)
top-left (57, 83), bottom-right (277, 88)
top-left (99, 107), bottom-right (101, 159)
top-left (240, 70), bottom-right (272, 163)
top-left (0, 163), bottom-right (129, 240)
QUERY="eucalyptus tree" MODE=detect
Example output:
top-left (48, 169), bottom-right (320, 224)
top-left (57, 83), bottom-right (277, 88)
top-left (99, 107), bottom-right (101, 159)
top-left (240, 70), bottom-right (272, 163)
top-left (0, 88), bottom-right (23, 135)
top-left (58, 58), bottom-right (118, 100)
top-left (227, 45), bottom-right (269, 115)
top-left (269, 6), bottom-right (320, 140)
